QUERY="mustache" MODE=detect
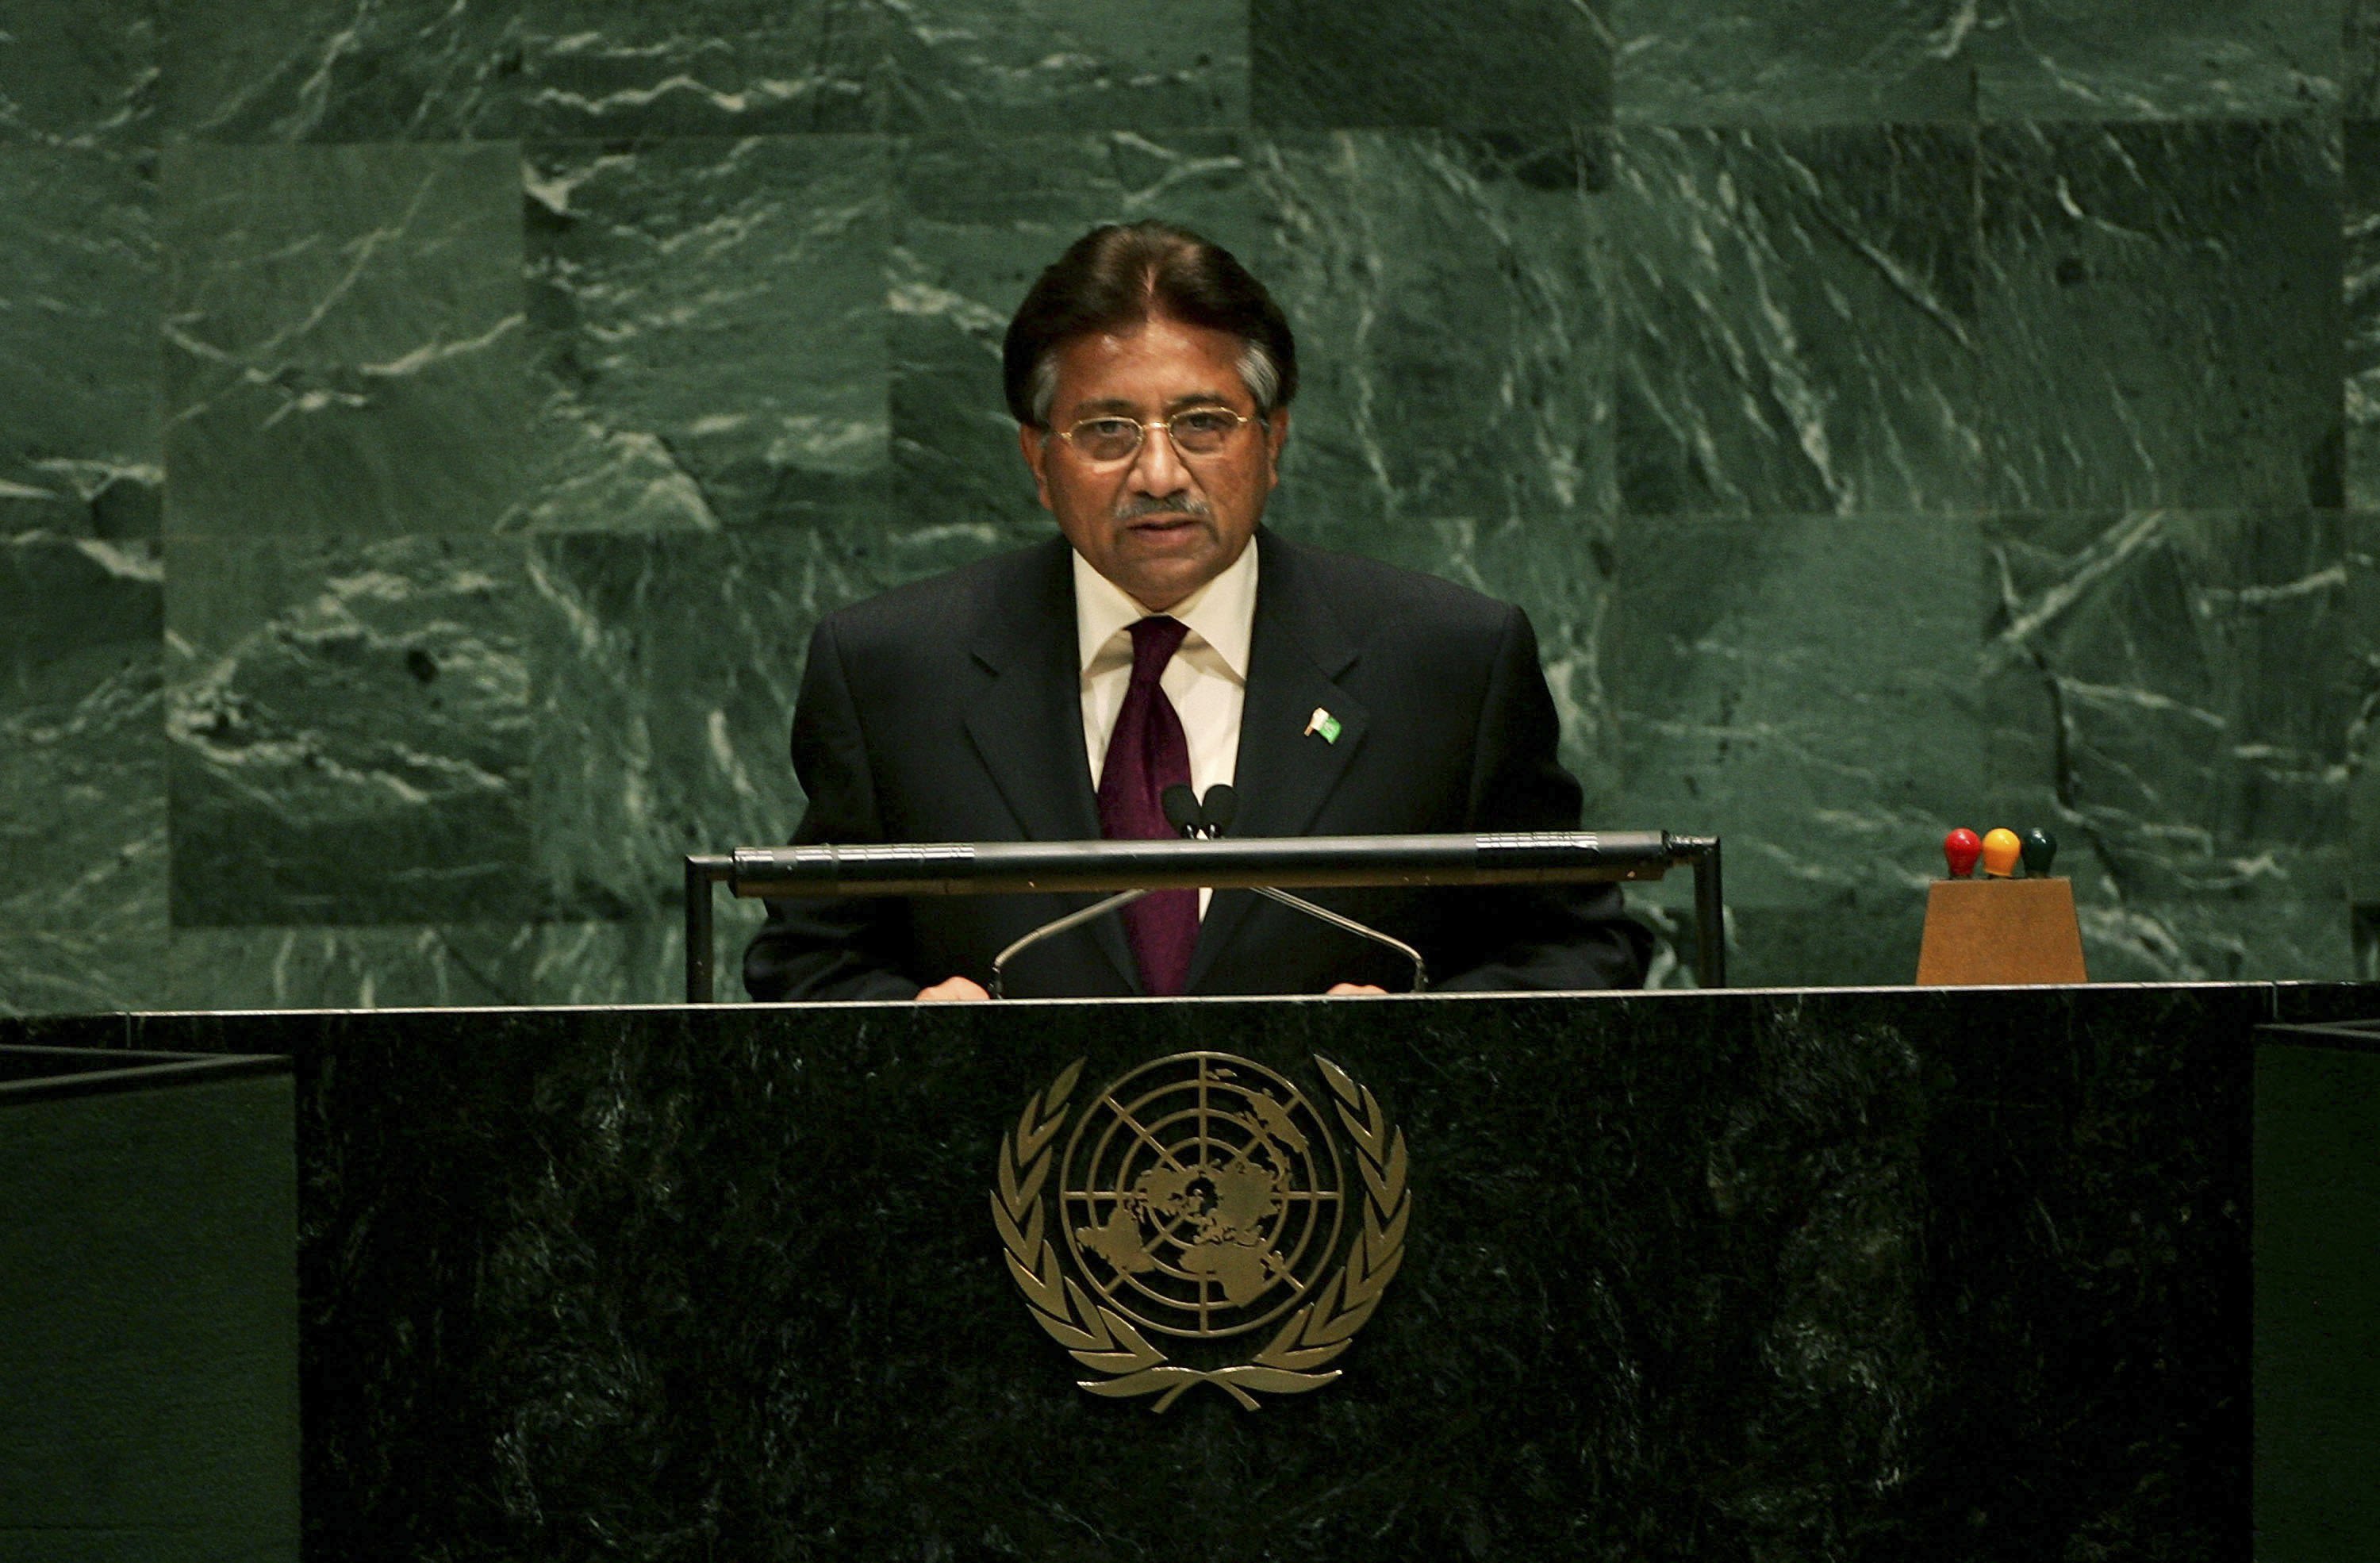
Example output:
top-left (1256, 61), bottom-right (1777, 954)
top-left (1113, 493), bottom-right (1212, 522)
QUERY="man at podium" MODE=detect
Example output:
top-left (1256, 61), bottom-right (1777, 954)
top-left (743, 221), bottom-right (1649, 1002)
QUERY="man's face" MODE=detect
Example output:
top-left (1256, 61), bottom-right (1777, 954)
top-left (1018, 316), bottom-right (1289, 613)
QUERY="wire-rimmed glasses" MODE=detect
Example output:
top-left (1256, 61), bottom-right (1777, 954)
top-left (1053, 406), bottom-right (1258, 464)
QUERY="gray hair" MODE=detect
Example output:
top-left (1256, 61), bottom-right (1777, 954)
top-left (1027, 338), bottom-right (1284, 428)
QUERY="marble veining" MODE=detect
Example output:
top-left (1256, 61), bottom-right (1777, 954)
top-left (0, 3), bottom-right (2368, 1008)
top-left (1610, 126), bottom-right (1985, 517)
top-left (1253, 0), bottom-right (1610, 129)
top-left (159, 0), bottom-right (520, 143)
top-left (1611, 0), bottom-right (1979, 125)
top-left (2353, 0), bottom-right (2380, 113)
top-left (1984, 508), bottom-right (2351, 980)
top-left (0, 0), bottom-right (156, 148)
top-left (524, 0), bottom-right (1246, 138)
top-left (1616, 513), bottom-right (1983, 904)
top-left (0, 149), bottom-right (160, 540)
top-left (1975, 0), bottom-right (2341, 121)
top-left (526, 531), bottom-right (827, 923)
top-left (0, 537), bottom-right (166, 937)
top-left (2346, 120), bottom-right (2380, 509)
top-left (0, 929), bottom-right (164, 1013)
top-left (163, 922), bottom-right (538, 1010)
top-left (1978, 120), bottom-right (2343, 513)
top-left (167, 536), bottom-right (536, 927)
top-left (516, 135), bottom-right (890, 534)
top-left (162, 142), bottom-right (527, 539)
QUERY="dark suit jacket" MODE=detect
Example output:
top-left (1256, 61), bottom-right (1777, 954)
top-left (743, 529), bottom-right (1649, 1000)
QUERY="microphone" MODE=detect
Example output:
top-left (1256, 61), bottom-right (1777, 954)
top-left (1161, 783), bottom-right (1203, 839)
top-left (1200, 783), bottom-right (1238, 837)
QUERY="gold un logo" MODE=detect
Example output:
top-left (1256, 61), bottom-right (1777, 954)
top-left (992, 1051), bottom-right (1410, 1411)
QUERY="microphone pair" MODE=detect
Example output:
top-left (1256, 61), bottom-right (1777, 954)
top-left (1161, 782), bottom-right (1238, 840)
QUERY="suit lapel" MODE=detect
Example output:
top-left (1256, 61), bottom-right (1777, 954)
top-left (1187, 532), bottom-right (1368, 990)
top-left (960, 540), bottom-right (1139, 993)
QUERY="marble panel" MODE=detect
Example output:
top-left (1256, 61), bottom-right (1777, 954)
top-left (0, 538), bottom-right (165, 935)
top-left (161, 142), bottom-right (526, 540)
top-left (0, 931), bottom-right (164, 1016)
top-left (2356, 0), bottom-right (2380, 113)
top-left (1609, 0), bottom-right (1978, 126)
top-left (2075, 894), bottom-right (2354, 984)
top-left (515, 135), bottom-right (889, 535)
top-left (1729, 901), bottom-right (1933, 987)
top-left (1420, 511), bottom-right (1628, 817)
top-left (1242, 132), bottom-right (1626, 799)
top-left (1608, 125), bottom-right (1985, 518)
top-left (890, 132), bottom-right (1257, 569)
top-left (2348, 513), bottom-right (2380, 904)
top-left (0, 150), bottom-right (159, 540)
top-left (519, 0), bottom-right (877, 135)
top-left (166, 535), bottom-right (537, 927)
top-left (1979, 121), bottom-right (2344, 513)
top-left (887, 0), bottom-right (1247, 133)
top-left (1975, 0), bottom-right (2340, 121)
top-left (159, 0), bottom-right (521, 141)
top-left (0, 0), bottom-right (155, 148)
top-left (534, 910), bottom-right (766, 1006)
top-left (1611, 514), bottom-right (1984, 922)
top-left (527, 530), bottom-right (843, 924)
top-left (2348, 120), bottom-right (2380, 509)
top-left (520, 0), bottom-right (1245, 139)
top-left (1985, 509), bottom-right (2352, 981)
top-left (1251, 0), bottom-right (1608, 129)
top-left (1246, 132), bottom-right (1612, 543)
top-left (160, 924), bottom-right (539, 1009)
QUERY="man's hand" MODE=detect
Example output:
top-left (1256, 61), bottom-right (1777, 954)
top-left (917, 976), bottom-right (991, 1002)
top-left (1325, 982), bottom-right (1387, 996)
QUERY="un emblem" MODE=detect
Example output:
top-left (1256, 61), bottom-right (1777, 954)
top-left (993, 1052), bottom-right (1410, 1411)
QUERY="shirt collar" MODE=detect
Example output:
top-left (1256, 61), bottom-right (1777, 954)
top-left (1072, 540), bottom-right (1259, 680)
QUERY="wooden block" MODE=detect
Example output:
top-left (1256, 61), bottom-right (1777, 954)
top-left (1914, 878), bottom-right (2088, 986)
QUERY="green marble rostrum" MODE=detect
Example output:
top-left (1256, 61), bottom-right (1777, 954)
top-left (0, 1), bottom-right (2369, 1011)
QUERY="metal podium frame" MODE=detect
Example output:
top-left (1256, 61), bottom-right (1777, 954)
top-left (681, 831), bottom-right (1723, 1002)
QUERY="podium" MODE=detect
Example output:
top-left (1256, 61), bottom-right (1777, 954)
top-left (0, 1043), bottom-right (295, 1563)
top-left (7, 982), bottom-right (2376, 1559)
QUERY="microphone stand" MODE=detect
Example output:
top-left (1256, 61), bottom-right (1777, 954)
top-left (989, 785), bottom-right (1430, 998)
top-left (988, 889), bottom-right (1149, 1000)
top-left (1243, 885), bottom-right (1426, 992)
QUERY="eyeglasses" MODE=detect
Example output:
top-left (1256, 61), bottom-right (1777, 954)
top-left (1052, 407), bottom-right (1259, 464)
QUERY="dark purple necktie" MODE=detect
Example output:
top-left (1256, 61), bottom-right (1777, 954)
top-left (1096, 616), bottom-right (1198, 996)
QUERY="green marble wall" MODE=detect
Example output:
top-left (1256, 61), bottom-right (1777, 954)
top-left (0, 0), bottom-right (2368, 1009)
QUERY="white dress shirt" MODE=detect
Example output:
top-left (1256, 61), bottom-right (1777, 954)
top-left (1075, 543), bottom-right (1257, 916)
